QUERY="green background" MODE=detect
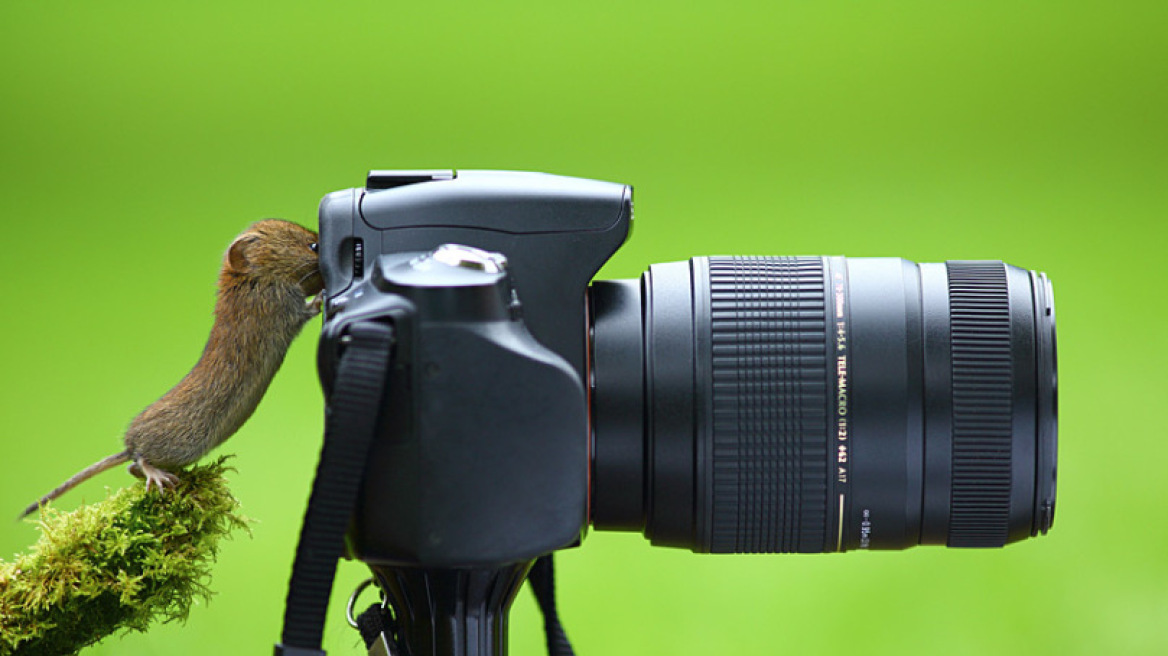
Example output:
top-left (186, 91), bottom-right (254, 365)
top-left (2, 1), bottom-right (1165, 654)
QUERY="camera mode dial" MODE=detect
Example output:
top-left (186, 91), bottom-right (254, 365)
top-left (371, 244), bottom-right (515, 324)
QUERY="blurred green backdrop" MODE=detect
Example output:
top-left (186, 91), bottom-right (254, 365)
top-left (2, 1), bottom-right (1165, 654)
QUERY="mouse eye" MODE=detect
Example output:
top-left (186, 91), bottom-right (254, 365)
top-left (309, 242), bottom-right (318, 253)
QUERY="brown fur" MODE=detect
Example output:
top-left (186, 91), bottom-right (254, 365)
top-left (19, 220), bottom-right (323, 519)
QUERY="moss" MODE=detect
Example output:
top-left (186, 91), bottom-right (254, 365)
top-left (0, 458), bottom-right (249, 655)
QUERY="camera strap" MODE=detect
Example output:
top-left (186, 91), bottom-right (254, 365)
top-left (275, 320), bottom-right (396, 656)
top-left (528, 554), bottom-right (576, 656)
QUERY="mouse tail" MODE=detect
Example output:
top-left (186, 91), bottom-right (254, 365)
top-left (18, 450), bottom-right (132, 520)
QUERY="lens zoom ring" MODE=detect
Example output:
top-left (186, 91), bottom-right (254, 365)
top-left (947, 261), bottom-right (1013, 547)
top-left (707, 256), bottom-right (829, 553)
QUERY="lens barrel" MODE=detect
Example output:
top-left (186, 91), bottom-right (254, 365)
top-left (590, 257), bottom-right (1056, 552)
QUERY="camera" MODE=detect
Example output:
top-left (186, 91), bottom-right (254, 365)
top-left (302, 169), bottom-right (1057, 654)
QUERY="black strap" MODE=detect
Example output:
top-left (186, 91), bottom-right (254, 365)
top-left (356, 603), bottom-right (399, 654)
top-left (276, 321), bottom-right (396, 656)
top-left (356, 603), bottom-right (388, 649)
top-left (528, 555), bottom-right (576, 656)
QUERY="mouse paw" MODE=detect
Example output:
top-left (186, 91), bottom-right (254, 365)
top-left (306, 293), bottom-right (323, 317)
top-left (137, 460), bottom-right (179, 493)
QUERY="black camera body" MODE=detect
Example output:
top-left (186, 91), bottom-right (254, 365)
top-left (317, 170), bottom-right (632, 567)
top-left (305, 168), bottom-right (1056, 656)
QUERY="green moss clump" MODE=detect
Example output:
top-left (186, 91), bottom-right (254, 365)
top-left (0, 458), bottom-right (249, 655)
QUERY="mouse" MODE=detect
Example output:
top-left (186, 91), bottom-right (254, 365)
top-left (19, 219), bottom-right (325, 519)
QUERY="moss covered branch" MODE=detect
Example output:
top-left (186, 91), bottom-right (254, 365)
top-left (0, 458), bottom-right (249, 655)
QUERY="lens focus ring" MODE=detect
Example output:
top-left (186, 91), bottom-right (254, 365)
top-left (947, 261), bottom-right (1014, 547)
top-left (706, 257), bottom-right (830, 553)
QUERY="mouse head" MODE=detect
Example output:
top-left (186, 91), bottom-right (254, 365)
top-left (224, 219), bottom-right (325, 296)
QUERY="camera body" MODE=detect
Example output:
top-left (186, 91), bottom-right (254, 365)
top-left (303, 169), bottom-right (1055, 656)
top-left (317, 170), bottom-right (632, 566)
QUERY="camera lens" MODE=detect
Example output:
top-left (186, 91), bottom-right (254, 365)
top-left (590, 257), bottom-right (1056, 552)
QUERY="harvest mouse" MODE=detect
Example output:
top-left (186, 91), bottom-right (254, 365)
top-left (19, 219), bottom-right (325, 518)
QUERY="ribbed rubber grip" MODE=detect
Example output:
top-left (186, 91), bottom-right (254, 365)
top-left (947, 261), bottom-right (1013, 547)
top-left (707, 256), bottom-right (830, 553)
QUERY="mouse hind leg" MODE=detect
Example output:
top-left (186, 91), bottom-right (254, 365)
top-left (130, 458), bottom-right (180, 493)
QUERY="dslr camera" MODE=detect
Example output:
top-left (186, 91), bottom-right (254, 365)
top-left (282, 169), bottom-right (1058, 656)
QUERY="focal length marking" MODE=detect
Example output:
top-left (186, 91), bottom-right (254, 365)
top-left (830, 257), bottom-right (851, 552)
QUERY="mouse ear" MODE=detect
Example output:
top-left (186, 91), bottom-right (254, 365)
top-left (227, 235), bottom-right (259, 272)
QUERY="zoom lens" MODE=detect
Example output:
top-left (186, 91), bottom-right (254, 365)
top-left (590, 257), bottom-right (1057, 552)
